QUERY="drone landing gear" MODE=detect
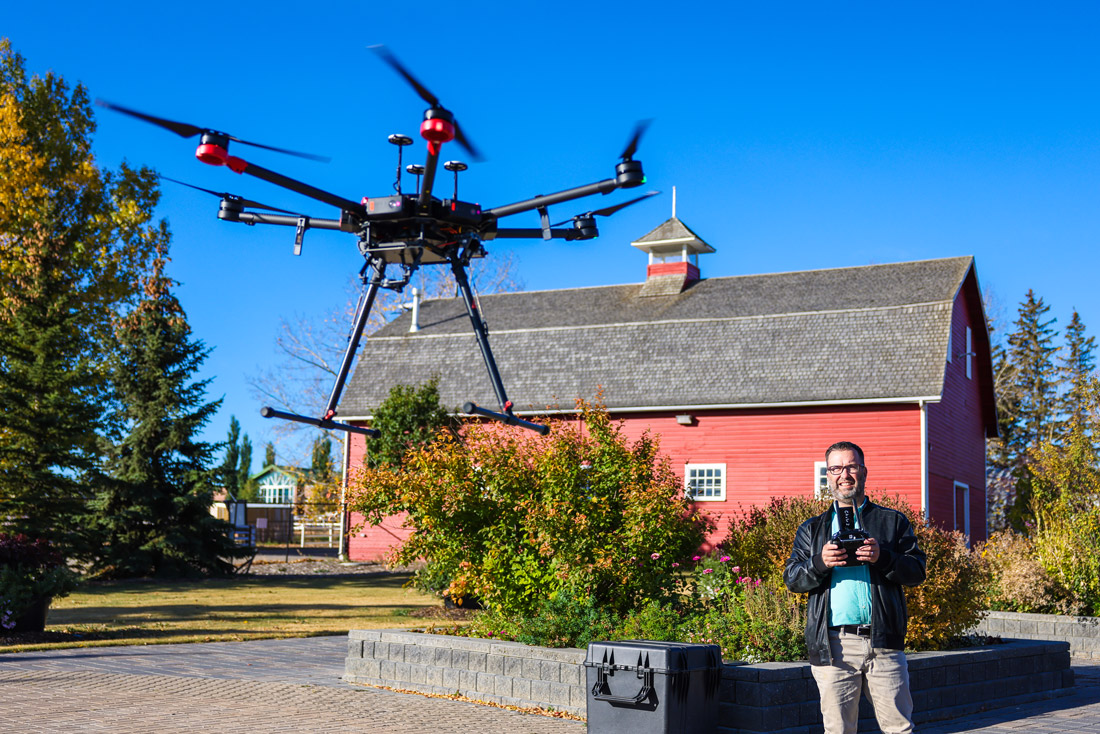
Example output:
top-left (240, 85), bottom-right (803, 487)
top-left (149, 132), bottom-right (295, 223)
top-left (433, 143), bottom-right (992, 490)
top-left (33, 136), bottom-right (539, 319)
top-left (261, 246), bottom-right (549, 439)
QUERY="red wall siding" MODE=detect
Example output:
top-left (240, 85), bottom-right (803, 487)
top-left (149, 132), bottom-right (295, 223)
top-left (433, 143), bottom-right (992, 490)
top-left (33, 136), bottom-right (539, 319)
top-left (610, 404), bottom-right (924, 545)
top-left (926, 286), bottom-right (989, 543)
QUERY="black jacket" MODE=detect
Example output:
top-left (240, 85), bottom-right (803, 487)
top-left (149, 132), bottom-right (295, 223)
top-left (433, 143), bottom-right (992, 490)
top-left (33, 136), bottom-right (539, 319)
top-left (783, 500), bottom-right (926, 666)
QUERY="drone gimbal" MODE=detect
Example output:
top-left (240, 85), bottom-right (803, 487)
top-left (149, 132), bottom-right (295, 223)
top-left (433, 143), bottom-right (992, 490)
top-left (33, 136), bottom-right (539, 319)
top-left (98, 47), bottom-right (656, 439)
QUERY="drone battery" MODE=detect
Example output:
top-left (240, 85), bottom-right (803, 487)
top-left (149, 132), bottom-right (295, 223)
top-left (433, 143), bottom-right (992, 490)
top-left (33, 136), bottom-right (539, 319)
top-left (363, 195), bottom-right (411, 219)
top-left (443, 199), bottom-right (482, 224)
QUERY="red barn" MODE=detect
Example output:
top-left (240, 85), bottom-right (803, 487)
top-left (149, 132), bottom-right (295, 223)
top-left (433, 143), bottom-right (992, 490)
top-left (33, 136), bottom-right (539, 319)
top-left (337, 216), bottom-right (997, 560)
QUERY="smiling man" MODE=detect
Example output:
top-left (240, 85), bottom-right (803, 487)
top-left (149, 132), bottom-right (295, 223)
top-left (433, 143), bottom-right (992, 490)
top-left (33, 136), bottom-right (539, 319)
top-left (783, 441), bottom-right (927, 734)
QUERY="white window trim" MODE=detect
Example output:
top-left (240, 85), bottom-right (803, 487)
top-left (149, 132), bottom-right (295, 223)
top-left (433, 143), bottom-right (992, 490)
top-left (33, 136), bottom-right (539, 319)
top-left (954, 480), bottom-right (970, 546)
top-left (685, 463), bottom-right (726, 501)
top-left (814, 461), bottom-right (831, 499)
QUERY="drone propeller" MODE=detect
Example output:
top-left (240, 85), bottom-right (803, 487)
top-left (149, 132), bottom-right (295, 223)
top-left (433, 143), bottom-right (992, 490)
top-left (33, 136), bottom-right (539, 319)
top-left (95, 100), bottom-right (331, 163)
top-left (158, 174), bottom-right (300, 214)
top-left (369, 45), bottom-right (484, 162)
top-left (551, 190), bottom-right (661, 227)
top-left (620, 119), bottom-right (652, 162)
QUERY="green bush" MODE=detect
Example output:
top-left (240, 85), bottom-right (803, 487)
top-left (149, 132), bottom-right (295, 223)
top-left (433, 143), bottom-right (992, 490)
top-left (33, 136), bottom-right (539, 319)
top-left (350, 400), bottom-right (712, 617)
top-left (0, 534), bottom-right (78, 629)
top-left (1034, 508), bottom-right (1100, 615)
top-left (980, 530), bottom-right (1074, 614)
top-left (719, 496), bottom-right (829, 579)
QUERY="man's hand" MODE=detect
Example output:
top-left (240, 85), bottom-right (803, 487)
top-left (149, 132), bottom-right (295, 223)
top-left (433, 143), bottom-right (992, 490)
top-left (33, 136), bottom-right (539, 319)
top-left (855, 537), bottom-right (880, 564)
top-left (822, 539), bottom-right (880, 567)
top-left (821, 542), bottom-right (848, 568)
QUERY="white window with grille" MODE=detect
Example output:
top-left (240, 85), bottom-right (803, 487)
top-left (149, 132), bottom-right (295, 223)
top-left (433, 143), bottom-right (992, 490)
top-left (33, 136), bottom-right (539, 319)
top-left (814, 461), bottom-right (831, 499)
top-left (685, 464), bottom-right (726, 501)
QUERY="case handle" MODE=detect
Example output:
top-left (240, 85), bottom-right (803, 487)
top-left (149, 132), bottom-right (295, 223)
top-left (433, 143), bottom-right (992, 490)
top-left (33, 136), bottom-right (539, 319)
top-left (591, 665), bottom-right (654, 705)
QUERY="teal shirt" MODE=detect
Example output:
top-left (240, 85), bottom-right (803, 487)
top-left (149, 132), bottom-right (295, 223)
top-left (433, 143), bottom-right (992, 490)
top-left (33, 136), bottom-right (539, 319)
top-left (828, 501), bottom-right (872, 626)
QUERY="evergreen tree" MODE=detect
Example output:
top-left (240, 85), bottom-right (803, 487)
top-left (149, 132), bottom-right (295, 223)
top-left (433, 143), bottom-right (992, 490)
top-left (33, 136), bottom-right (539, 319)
top-left (264, 441), bottom-right (276, 468)
top-left (311, 436), bottom-right (334, 481)
top-left (368, 379), bottom-right (454, 469)
top-left (237, 434), bottom-right (257, 501)
top-left (88, 245), bottom-right (243, 578)
top-left (1059, 310), bottom-right (1096, 437)
top-left (0, 40), bottom-right (158, 556)
top-left (1003, 290), bottom-right (1061, 529)
top-left (219, 417), bottom-right (242, 497)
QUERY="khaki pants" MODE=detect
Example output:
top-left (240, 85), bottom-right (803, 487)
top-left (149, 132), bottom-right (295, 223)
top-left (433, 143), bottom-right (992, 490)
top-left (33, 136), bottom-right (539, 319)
top-left (809, 628), bottom-right (915, 734)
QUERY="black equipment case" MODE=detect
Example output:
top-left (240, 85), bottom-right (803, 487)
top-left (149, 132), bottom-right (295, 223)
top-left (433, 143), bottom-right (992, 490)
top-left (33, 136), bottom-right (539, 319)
top-left (584, 640), bottom-right (722, 734)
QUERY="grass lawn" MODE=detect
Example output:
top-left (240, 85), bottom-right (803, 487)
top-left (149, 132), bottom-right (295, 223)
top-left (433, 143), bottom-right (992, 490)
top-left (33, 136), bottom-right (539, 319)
top-left (0, 572), bottom-right (461, 654)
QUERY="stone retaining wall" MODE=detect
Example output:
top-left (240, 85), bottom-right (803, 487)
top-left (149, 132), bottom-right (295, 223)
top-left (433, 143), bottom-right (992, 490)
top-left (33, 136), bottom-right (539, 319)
top-left (971, 611), bottom-right (1100, 659)
top-left (345, 631), bottom-right (1073, 731)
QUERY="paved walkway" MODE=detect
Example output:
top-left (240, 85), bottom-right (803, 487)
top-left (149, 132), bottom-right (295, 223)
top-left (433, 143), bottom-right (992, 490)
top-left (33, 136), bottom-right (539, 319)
top-left (0, 636), bottom-right (1097, 733)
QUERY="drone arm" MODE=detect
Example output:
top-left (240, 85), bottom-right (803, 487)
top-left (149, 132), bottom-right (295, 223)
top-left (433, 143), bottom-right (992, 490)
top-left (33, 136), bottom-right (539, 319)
top-left (260, 407), bottom-right (380, 438)
top-left (489, 227), bottom-right (593, 241)
top-left (449, 250), bottom-right (548, 435)
top-left (322, 257), bottom-right (385, 421)
top-left (485, 178), bottom-right (619, 219)
top-left (224, 211), bottom-right (349, 231)
top-left (232, 159), bottom-right (365, 215)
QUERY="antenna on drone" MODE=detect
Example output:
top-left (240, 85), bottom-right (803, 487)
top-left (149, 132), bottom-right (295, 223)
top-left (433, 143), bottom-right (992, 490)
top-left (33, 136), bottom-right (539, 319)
top-left (388, 134), bottom-right (413, 193)
top-left (444, 161), bottom-right (467, 200)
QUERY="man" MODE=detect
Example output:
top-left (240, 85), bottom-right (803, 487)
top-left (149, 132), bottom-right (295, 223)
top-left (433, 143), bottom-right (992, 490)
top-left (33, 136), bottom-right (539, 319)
top-left (783, 441), bottom-right (926, 734)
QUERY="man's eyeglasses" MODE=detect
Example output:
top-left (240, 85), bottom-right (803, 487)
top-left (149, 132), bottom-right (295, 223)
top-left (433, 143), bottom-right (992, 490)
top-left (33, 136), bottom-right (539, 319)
top-left (826, 464), bottom-right (864, 476)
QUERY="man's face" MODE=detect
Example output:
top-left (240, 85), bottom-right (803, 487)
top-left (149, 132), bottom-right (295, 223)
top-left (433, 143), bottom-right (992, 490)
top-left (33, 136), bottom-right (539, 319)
top-left (826, 448), bottom-right (866, 505)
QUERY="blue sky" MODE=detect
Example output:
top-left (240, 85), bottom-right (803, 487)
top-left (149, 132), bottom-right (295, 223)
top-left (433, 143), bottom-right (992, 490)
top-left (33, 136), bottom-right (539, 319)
top-left (6, 3), bottom-right (1100, 470)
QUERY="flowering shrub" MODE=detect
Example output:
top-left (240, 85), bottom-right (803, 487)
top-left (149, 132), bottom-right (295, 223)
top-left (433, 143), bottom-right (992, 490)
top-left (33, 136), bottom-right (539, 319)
top-left (349, 400), bottom-right (712, 617)
top-left (0, 534), bottom-right (78, 630)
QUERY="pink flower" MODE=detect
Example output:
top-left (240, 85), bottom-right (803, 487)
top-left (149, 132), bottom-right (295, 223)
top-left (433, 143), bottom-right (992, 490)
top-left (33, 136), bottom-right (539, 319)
top-left (732, 566), bottom-right (741, 574)
top-left (720, 556), bottom-right (731, 563)
top-left (671, 562), bottom-right (680, 568)
top-left (703, 568), bottom-right (714, 574)
top-left (692, 555), bottom-right (701, 561)
top-left (754, 579), bottom-right (762, 587)
top-left (651, 552), bottom-right (661, 560)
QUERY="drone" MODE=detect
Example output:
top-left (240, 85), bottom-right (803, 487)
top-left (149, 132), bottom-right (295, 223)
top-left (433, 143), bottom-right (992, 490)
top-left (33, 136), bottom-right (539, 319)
top-left (98, 46), bottom-right (656, 439)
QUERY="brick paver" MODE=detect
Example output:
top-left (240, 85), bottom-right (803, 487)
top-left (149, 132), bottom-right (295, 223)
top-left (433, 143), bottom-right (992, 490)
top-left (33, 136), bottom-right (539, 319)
top-left (0, 635), bottom-right (1098, 733)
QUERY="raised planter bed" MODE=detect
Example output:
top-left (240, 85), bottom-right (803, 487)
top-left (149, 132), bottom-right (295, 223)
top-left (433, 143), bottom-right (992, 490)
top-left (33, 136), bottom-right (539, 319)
top-left (344, 630), bottom-right (1073, 732)
top-left (971, 611), bottom-right (1100, 659)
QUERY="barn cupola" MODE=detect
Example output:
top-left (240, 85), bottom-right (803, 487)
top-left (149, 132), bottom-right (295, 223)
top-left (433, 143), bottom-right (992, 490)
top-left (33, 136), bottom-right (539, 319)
top-left (631, 187), bottom-right (714, 297)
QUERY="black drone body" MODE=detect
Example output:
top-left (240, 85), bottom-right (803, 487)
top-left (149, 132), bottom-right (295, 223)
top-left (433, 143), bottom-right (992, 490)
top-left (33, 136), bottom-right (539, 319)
top-left (98, 47), bottom-right (655, 440)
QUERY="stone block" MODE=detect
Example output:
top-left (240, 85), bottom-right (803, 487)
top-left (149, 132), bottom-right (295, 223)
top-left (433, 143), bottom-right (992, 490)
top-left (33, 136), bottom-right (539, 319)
top-left (475, 671), bottom-right (495, 694)
top-left (486, 654), bottom-right (504, 675)
top-left (531, 679), bottom-right (551, 702)
top-left (347, 638), bottom-right (363, 658)
top-left (394, 661), bottom-right (411, 683)
top-left (408, 663), bottom-right (426, 685)
top-left (494, 674), bottom-right (512, 697)
top-left (386, 643), bottom-right (406, 662)
top-left (403, 645), bottom-right (422, 665)
top-left (540, 660), bottom-right (560, 682)
top-left (468, 651), bottom-right (487, 673)
top-left (512, 676), bottom-right (532, 701)
top-left (430, 646), bottom-right (451, 667)
top-left (560, 662), bottom-right (584, 686)
top-left (441, 667), bottom-right (459, 690)
top-left (503, 655), bottom-right (524, 677)
top-left (721, 702), bottom-right (762, 731)
top-left (451, 650), bottom-right (469, 671)
top-left (549, 682), bottom-right (571, 707)
top-left (426, 666), bottom-right (443, 688)
top-left (380, 659), bottom-right (395, 680)
top-left (522, 657), bottom-right (541, 679)
top-left (345, 657), bottom-right (381, 679)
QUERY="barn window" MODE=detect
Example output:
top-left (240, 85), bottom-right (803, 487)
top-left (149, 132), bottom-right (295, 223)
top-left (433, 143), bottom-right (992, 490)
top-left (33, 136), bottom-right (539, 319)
top-left (685, 464), bottom-right (725, 501)
top-left (814, 461), bottom-right (830, 499)
top-left (966, 326), bottom-right (973, 379)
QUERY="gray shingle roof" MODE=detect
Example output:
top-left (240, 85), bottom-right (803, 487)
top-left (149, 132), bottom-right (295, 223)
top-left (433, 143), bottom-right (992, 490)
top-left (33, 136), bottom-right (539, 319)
top-left (338, 256), bottom-right (975, 417)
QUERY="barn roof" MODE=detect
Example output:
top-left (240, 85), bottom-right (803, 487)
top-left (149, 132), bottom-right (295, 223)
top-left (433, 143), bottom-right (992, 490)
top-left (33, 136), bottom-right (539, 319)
top-left (338, 256), bottom-right (980, 418)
